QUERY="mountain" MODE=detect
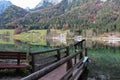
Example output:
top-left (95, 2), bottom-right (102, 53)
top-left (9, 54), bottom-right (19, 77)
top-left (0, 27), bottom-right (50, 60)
top-left (35, 0), bottom-right (62, 9)
top-left (0, 0), bottom-right (13, 14)
top-left (0, 5), bottom-right (28, 28)
top-left (25, 7), bottom-right (30, 11)
top-left (0, 0), bottom-right (120, 35)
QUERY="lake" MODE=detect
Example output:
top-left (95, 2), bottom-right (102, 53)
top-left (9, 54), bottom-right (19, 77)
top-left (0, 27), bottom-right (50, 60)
top-left (86, 40), bottom-right (120, 80)
top-left (0, 30), bottom-right (120, 80)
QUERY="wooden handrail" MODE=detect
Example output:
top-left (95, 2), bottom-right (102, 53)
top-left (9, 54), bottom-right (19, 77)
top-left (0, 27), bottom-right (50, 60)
top-left (30, 46), bottom-right (69, 72)
top-left (74, 39), bottom-right (85, 47)
top-left (21, 50), bottom-right (82, 80)
top-left (30, 46), bottom-right (69, 55)
top-left (21, 39), bottom-right (87, 79)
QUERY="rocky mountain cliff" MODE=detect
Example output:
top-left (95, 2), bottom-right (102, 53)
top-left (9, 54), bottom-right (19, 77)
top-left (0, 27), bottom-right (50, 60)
top-left (35, 0), bottom-right (62, 9)
top-left (0, 0), bottom-right (12, 14)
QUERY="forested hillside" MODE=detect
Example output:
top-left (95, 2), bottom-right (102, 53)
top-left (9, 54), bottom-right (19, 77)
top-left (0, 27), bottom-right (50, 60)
top-left (0, 0), bottom-right (12, 14)
top-left (0, 5), bottom-right (28, 29)
top-left (0, 0), bottom-right (120, 35)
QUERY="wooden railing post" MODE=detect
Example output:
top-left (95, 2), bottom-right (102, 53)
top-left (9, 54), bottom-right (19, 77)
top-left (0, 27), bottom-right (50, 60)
top-left (66, 47), bottom-right (72, 71)
top-left (57, 49), bottom-right (61, 61)
top-left (31, 54), bottom-right (35, 72)
top-left (79, 51), bottom-right (83, 60)
top-left (17, 53), bottom-right (20, 65)
top-left (84, 48), bottom-right (87, 56)
top-left (74, 45), bottom-right (77, 64)
top-left (74, 45), bottom-right (77, 52)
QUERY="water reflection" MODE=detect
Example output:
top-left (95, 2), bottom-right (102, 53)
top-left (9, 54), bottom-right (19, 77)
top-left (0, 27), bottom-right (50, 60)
top-left (0, 38), bottom-right (73, 52)
top-left (102, 40), bottom-right (120, 47)
top-left (0, 33), bottom-right (120, 79)
top-left (85, 40), bottom-right (120, 80)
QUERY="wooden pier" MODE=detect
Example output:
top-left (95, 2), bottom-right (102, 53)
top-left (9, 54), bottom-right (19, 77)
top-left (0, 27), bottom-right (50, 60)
top-left (21, 39), bottom-right (88, 80)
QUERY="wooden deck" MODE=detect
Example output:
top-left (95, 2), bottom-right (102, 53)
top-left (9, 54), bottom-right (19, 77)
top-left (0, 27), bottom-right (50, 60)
top-left (40, 64), bottom-right (66, 80)
top-left (21, 40), bottom-right (88, 80)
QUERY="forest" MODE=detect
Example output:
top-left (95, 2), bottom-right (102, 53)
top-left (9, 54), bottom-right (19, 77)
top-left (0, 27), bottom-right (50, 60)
top-left (0, 0), bottom-right (120, 36)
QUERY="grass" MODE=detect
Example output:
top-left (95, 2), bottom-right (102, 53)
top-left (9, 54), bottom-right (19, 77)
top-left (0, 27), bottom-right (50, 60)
top-left (14, 30), bottom-right (47, 45)
top-left (0, 29), bottom-right (14, 34)
top-left (0, 40), bottom-right (14, 44)
top-left (0, 29), bottom-right (47, 45)
top-left (0, 29), bottom-right (14, 44)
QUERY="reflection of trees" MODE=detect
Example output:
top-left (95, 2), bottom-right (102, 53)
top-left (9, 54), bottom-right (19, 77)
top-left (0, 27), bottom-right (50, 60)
top-left (14, 40), bottom-right (54, 52)
top-left (88, 41), bottom-right (120, 79)
top-left (0, 31), bottom-right (13, 42)
top-left (85, 40), bottom-right (120, 54)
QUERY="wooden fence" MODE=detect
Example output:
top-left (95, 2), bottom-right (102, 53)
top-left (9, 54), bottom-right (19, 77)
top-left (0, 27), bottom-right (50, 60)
top-left (21, 39), bottom-right (88, 80)
top-left (29, 46), bottom-right (69, 72)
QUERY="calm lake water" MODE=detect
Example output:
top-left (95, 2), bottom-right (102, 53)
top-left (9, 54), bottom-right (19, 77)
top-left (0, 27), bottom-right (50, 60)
top-left (86, 40), bottom-right (120, 80)
top-left (0, 33), bottom-right (120, 80)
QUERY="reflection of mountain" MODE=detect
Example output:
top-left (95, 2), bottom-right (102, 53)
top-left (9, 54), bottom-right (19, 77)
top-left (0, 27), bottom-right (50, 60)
top-left (85, 40), bottom-right (120, 48)
top-left (46, 29), bottom-right (70, 46)
top-left (103, 40), bottom-right (120, 47)
top-left (47, 39), bottom-right (67, 47)
top-left (100, 34), bottom-right (120, 47)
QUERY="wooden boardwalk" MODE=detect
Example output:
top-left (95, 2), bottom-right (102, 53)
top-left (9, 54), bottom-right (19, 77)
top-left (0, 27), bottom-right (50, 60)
top-left (0, 40), bottom-right (88, 80)
top-left (40, 59), bottom-right (81, 80)
top-left (40, 64), bottom-right (66, 80)
top-left (21, 40), bottom-right (88, 80)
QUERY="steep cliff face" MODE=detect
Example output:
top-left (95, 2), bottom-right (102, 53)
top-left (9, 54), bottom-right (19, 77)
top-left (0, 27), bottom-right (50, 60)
top-left (35, 0), bottom-right (62, 9)
top-left (0, 0), bottom-right (13, 14)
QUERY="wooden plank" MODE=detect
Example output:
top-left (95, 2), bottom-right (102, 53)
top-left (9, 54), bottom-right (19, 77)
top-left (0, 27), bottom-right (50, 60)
top-left (60, 52), bottom-right (66, 58)
top-left (34, 55), bottom-right (57, 64)
top-left (30, 46), bottom-right (68, 55)
top-left (74, 39), bottom-right (85, 46)
top-left (30, 48), bottom-right (58, 55)
top-left (60, 58), bottom-right (84, 80)
top-left (0, 52), bottom-right (27, 69)
top-left (70, 57), bottom-right (88, 80)
top-left (70, 64), bottom-right (84, 80)
top-left (57, 50), bottom-right (60, 60)
top-left (0, 52), bottom-right (26, 55)
top-left (0, 64), bottom-right (28, 69)
top-left (61, 57), bottom-right (88, 80)
top-left (0, 52), bottom-right (26, 59)
top-left (34, 60), bottom-right (58, 72)
top-left (21, 51), bottom-right (81, 80)
top-left (0, 56), bottom-right (26, 59)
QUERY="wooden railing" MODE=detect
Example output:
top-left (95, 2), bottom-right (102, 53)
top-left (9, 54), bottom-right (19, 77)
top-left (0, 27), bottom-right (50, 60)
top-left (21, 39), bottom-right (88, 80)
top-left (29, 46), bottom-right (69, 72)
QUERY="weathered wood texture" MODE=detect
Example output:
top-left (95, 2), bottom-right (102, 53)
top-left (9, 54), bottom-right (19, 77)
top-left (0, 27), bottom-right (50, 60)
top-left (0, 52), bottom-right (28, 69)
top-left (21, 51), bottom-right (88, 80)
top-left (30, 46), bottom-right (69, 72)
top-left (21, 40), bottom-right (88, 80)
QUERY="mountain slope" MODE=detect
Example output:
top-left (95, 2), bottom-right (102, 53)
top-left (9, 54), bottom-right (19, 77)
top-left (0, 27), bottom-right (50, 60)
top-left (34, 0), bottom-right (120, 32)
top-left (0, 0), bottom-right (120, 34)
top-left (0, 0), bottom-right (12, 14)
top-left (0, 5), bottom-right (28, 28)
top-left (35, 0), bottom-right (62, 9)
